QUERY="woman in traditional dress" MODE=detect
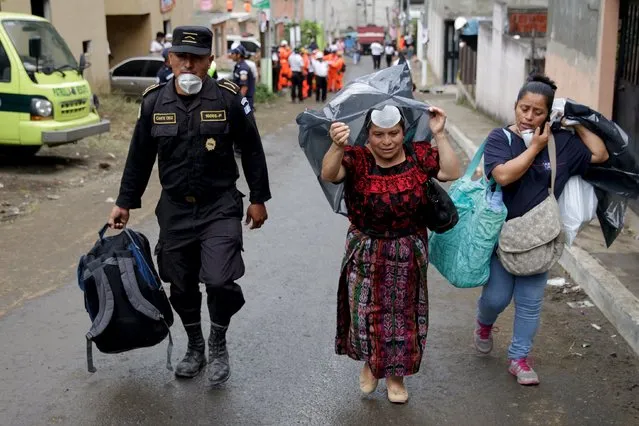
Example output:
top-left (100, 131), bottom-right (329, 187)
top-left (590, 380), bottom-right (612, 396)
top-left (321, 105), bottom-right (462, 403)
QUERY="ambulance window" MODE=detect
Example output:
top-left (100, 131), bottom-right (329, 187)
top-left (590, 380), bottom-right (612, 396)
top-left (0, 42), bottom-right (10, 82)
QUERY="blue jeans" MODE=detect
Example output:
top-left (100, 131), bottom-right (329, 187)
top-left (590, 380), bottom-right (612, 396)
top-left (477, 253), bottom-right (548, 360)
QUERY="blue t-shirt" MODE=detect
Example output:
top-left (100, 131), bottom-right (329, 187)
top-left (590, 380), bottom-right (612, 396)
top-left (233, 61), bottom-right (255, 99)
top-left (484, 127), bottom-right (591, 220)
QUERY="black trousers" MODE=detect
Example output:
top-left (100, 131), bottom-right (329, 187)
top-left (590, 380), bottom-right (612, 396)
top-left (372, 55), bottom-right (381, 70)
top-left (315, 76), bottom-right (327, 102)
top-left (155, 189), bottom-right (246, 327)
top-left (307, 72), bottom-right (314, 93)
top-left (291, 71), bottom-right (304, 101)
top-left (386, 54), bottom-right (393, 67)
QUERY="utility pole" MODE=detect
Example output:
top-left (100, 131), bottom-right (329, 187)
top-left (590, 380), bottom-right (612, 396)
top-left (372, 0), bottom-right (375, 24)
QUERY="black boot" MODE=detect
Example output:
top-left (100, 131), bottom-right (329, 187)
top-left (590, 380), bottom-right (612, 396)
top-left (207, 323), bottom-right (230, 386)
top-left (175, 323), bottom-right (206, 378)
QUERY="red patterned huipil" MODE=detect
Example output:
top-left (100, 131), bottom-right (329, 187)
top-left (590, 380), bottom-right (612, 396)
top-left (335, 142), bottom-right (440, 378)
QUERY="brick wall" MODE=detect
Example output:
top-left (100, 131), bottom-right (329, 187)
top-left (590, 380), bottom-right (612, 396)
top-left (509, 10), bottom-right (547, 35)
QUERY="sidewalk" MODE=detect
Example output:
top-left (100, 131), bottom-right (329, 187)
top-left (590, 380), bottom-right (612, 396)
top-left (412, 61), bottom-right (639, 356)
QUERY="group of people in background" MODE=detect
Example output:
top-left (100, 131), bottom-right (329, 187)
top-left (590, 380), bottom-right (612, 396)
top-left (273, 40), bottom-right (347, 104)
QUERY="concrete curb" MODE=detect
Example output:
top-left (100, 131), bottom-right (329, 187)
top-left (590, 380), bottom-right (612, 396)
top-left (445, 119), bottom-right (639, 357)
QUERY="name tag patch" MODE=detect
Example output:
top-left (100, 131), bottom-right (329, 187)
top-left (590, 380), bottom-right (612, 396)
top-left (153, 113), bottom-right (176, 124)
top-left (241, 97), bottom-right (251, 115)
top-left (201, 110), bottom-right (227, 122)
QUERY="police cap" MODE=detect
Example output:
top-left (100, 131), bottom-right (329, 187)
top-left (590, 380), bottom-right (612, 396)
top-left (169, 26), bottom-right (212, 56)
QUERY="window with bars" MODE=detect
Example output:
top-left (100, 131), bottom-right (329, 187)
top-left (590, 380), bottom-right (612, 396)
top-left (618, 1), bottom-right (639, 85)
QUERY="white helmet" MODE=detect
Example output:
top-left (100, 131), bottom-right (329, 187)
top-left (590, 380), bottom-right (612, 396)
top-left (454, 17), bottom-right (468, 31)
top-left (280, 40), bottom-right (288, 46)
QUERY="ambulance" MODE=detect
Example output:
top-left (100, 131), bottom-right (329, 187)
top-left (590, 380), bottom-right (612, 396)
top-left (0, 13), bottom-right (109, 156)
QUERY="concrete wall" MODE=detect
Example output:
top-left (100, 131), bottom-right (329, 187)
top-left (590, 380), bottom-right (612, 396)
top-left (545, 0), bottom-right (618, 118)
top-left (476, 5), bottom-right (529, 124)
top-left (427, 0), bottom-right (495, 84)
top-left (426, 5), bottom-right (446, 83)
top-left (430, 0), bottom-right (494, 18)
top-left (106, 15), bottom-right (153, 67)
top-left (149, 0), bottom-right (194, 36)
top-left (0, 0), bottom-right (31, 14)
top-left (1, 0), bottom-right (111, 93)
top-left (49, 0), bottom-right (110, 93)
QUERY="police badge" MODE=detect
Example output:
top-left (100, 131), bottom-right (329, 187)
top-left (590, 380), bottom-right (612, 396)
top-left (205, 138), bottom-right (216, 151)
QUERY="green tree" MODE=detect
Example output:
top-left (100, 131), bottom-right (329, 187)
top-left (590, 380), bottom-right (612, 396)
top-left (301, 20), bottom-right (321, 46)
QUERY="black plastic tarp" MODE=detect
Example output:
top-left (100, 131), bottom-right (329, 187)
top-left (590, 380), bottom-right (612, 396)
top-left (296, 62), bottom-right (432, 215)
top-left (558, 99), bottom-right (639, 247)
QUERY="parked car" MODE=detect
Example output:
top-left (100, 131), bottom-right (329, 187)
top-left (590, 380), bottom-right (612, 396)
top-left (110, 56), bottom-right (164, 97)
top-left (110, 56), bottom-right (232, 97)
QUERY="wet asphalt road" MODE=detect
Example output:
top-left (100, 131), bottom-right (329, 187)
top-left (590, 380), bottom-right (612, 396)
top-left (1, 59), bottom-right (638, 426)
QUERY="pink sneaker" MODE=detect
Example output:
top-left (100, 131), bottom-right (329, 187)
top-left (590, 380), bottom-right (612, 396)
top-left (473, 321), bottom-right (494, 354)
top-left (508, 358), bottom-right (540, 385)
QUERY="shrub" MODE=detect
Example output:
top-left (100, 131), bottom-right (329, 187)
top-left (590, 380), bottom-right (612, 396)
top-left (254, 83), bottom-right (276, 104)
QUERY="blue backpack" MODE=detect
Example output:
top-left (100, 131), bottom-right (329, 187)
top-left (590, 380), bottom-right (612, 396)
top-left (77, 225), bottom-right (174, 372)
top-left (428, 136), bottom-right (508, 288)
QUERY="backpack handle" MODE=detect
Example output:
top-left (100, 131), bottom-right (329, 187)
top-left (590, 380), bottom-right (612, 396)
top-left (98, 223), bottom-right (109, 240)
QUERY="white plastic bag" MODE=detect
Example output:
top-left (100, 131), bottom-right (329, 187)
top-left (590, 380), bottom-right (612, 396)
top-left (558, 176), bottom-right (598, 246)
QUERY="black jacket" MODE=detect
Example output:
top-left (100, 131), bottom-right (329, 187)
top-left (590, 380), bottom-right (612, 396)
top-left (116, 77), bottom-right (271, 209)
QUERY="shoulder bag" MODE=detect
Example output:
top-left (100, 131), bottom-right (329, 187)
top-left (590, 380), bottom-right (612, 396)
top-left (497, 132), bottom-right (565, 276)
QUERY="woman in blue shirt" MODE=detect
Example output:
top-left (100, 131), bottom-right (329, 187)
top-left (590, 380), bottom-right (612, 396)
top-left (474, 75), bottom-right (609, 385)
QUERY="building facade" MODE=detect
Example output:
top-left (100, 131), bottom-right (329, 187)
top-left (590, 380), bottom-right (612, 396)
top-left (545, 0), bottom-right (638, 153)
top-left (0, 0), bottom-right (196, 93)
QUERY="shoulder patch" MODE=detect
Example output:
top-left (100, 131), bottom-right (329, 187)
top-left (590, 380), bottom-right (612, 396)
top-left (142, 83), bottom-right (162, 97)
top-left (219, 79), bottom-right (240, 95)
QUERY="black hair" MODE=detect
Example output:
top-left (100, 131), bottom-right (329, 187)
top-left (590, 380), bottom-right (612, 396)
top-left (157, 32), bottom-right (165, 38)
top-left (516, 73), bottom-right (558, 113)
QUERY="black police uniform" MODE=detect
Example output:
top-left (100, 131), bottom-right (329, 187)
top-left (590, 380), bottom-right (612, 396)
top-left (233, 60), bottom-right (255, 109)
top-left (115, 26), bottom-right (271, 384)
top-left (156, 64), bottom-right (173, 84)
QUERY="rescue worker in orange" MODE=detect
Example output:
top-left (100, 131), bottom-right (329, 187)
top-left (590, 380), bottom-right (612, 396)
top-left (325, 49), bottom-right (337, 92)
top-left (278, 40), bottom-right (292, 91)
top-left (332, 50), bottom-right (345, 91)
top-left (301, 48), bottom-right (311, 99)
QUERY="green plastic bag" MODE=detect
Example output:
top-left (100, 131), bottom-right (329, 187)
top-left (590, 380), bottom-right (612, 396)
top-left (428, 141), bottom-right (508, 288)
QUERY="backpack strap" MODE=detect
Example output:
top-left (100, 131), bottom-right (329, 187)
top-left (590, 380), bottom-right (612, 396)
top-left (124, 229), bottom-right (160, 290)
top-left (115, 253), bottom-right (173, 371)
top-left (84, 259), bottom-right (116, 373)
top-left (115, 253), bottom-right (163, 321)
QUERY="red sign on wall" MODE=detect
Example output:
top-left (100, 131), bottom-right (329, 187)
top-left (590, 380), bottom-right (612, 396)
top-left (509, 11), bottom-right (547, 35)
top-left (161, 0), bottom-right (176, 13)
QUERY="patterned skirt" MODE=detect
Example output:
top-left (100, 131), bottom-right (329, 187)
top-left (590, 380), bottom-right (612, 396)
top-left (335, 225), bottom-right (430, 379)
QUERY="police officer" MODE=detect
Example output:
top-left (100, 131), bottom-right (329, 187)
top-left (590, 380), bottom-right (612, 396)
top-left (230, 45), bottom-right (255, 110)
top-left (156, 48), bottom-right (173, 84)
top-left (108, 26), bottom-right (271, 387)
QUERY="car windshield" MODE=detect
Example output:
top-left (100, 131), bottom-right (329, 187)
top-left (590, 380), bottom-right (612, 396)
top-left (2, 19), bottom-right (77, 74)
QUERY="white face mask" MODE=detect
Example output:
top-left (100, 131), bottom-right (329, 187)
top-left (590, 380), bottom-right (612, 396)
top-left (521, 129), bottom-right (534, 148)
top-left (177, 73), bottom-right (202, 95)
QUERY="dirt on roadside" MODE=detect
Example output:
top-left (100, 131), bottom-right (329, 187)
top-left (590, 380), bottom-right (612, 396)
top-left (0, 95), bottom-right (139, 222)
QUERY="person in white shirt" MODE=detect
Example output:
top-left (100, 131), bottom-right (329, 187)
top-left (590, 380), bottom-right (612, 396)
top-left (312, 52), bottom-right (329, 102)
top-left (150, 32), bottom-right (165, 56)
top-left (288, 48), bottom-right (304, 103)
top-left (384, 43), bottom-right (395, 67)
top-left (369, 41), bottom-right (384, 70)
